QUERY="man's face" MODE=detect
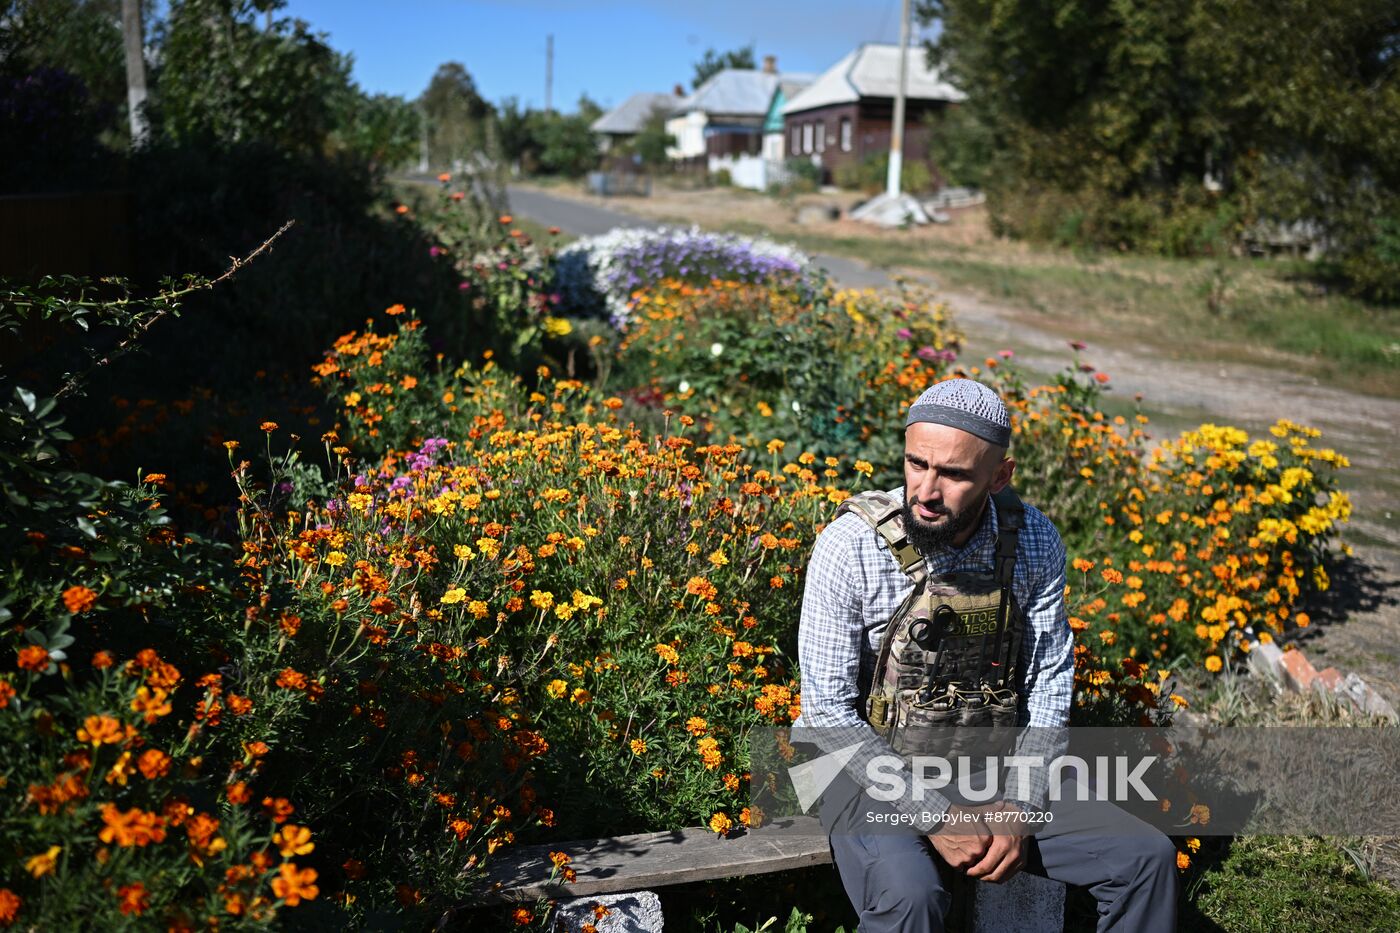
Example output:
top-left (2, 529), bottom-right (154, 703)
top-left (902, 421), bottom-right (1014, 552)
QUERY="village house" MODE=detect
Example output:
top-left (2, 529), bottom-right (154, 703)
top-left (590, 91), bottom-right (679, 153)
top-left (782, 43), bottom-right (963, 183)
top-left (665, 56), bottom-right (813, 163)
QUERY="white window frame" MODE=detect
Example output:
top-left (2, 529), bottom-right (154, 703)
top-left (816, 122), bottom-right (825, 153)
top-left (802, 122), bottom-right (813, 154)
top-left (840, 118), bottom-right (852, 152)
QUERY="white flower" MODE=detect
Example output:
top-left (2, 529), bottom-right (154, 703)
top-left (791, 400), bottom-right (802, 413)
top-left (678, 380), bottom-right (691, 394)
top-left (710, 342), bottom-right (724, 357)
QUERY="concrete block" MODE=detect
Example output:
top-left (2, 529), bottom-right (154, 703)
top-left (1248, 641), bottom-right (1285, 682)
top-left (553, 891), bottom-right (663, 933)
top-left (1338, 673), bottom-right (1399, 722)
top-left (971, 873), bottom-right (1065, 933)
top-left (1279, 649), bottom-right (1320, 691)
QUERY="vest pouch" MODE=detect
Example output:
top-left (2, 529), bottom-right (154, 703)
top-left (889, 685), bottom-right (1019, 762)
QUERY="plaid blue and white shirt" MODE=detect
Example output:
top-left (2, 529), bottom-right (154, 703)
top-left (794, 486), bottom-right (1074, 819)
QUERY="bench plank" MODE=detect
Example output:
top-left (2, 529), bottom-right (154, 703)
top-left (474, 816), bottom-right (830, 902)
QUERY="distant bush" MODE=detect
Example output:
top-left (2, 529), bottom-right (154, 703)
top-left (833, 152), bottom-right (934, 196)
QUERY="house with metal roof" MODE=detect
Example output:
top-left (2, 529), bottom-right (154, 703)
top-left (666, 57), bottom-right (815, 161)
top-left (782, 43), bottom-right (964, 184)
top-left (761, 76), bottom-right (815, 163)
top-left (591, 92), bottom-right (680, 153)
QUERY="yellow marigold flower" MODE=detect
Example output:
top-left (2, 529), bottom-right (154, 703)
top-left (708, 811), bottom-right (733, 836)
top-left (1189, 803), bottom-right (1211, 825)
top-left (654, 644), bottom-right (680, 665)
top-left (765, 439), bottom-right (785, 455)
top-left (546, 679), bottom-right (568, 699)
top-left (554, 604), bottom-right (576, 621)
top-left (685, 716), bottom-right (708, 736)
top-left (854, 460), bottom-right (873, 476)
top-left (77, 715), bottom-right (124, 746)
top-left (324, 550), bottom-right (347, 567)
top-left (629, 738), bottom-right (647, 755)
top-left (454, 544), bottom-right (476, 561)
top-left (707, 549), bottom-right (728, 568)
top-left (468, 600), bottom-right (489, 619)
top-left (530, 590), bottom-right (555, 611)
top-left (571, 688), bottom-right (591, 705)
top-left (25, 845), bottom-right (61, 878)
top-left (346, 493), bottom-right (372, 513)
top-left (274, 823), bottom-right (315, 857)
top-left (440, 588), bottom-right (466, 605)
top-left (1204, 656), bottom-right (1223, 673)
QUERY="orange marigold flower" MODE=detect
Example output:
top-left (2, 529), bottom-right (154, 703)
top-left (16, 645), bottom-right (49, 672)
top-left (227, 782), bottom-right (251, 805)
top-left (244, 740), bottom-right (270, 759)
top-left (271, 863), bottom-right (319, 906)
top-left (137, 749), bottom-right (171, 780)
top-left (0, 888), bottom-right (20, 924)
top-left (115, 883), bottom-right (149, 916)
top-left (0, 680), bottom-right (13, 709)
top-left (511, 907), bottom-right (534, 925)
top-left (77, 715), bottom-right (124, 746)
top-left (91, 650), bottom-right (114, 669)
top-left (708, 811), bottom-right (733, 836)
top-left (1176, 851), bottom-right (1190, 870)
top-left (98, 804), bottom-right (167, 847)
top-left (394, 204), bottom-right (409, 215)
top-left (276, 668), bottom-right (309, 691)
top-left (273, 823), bottom-right (315, 857)
top-left (131, 686), bottom-right (172, 722)
top-left (227, 693), bottom-right (254, 715)
top-left (259, 421), bottom-right (278, 433)
top-left (498, 214), bottom-right (513, 225)
top-left (62, 585), bottom-right (98, 614)
top-left (385, 303), bottom-right (407, 316)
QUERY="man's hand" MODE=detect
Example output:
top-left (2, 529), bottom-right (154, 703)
top-left (925, 805), bottom-right (990, 870)
top-left (964, 801), bottom-right (1030, 883)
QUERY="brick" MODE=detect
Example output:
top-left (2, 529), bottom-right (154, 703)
top-left (1339, 673), bottom-right (1399, 722)
top-left (1278, 649), bottom-right (1319, 691)
top-left (1314, 667), bottom-right (1344, 694)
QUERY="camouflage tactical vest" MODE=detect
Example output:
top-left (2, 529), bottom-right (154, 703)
top-left (836, 487), bottom-right (1026, 759)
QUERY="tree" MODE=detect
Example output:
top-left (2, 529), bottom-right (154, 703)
top-left (535, 95), bottom-right (603, 177)
top-left (331, 91), bottom-right (420, 171)
top-left (418, 61), bottom-right (494, 169)
top-left (627, 104), bottom-right (677, 168)
top-left (692, 44), bottom-right (756, 90)
top-left (153, 0), bottom-right (352, 155)
top-left (121, 0), bottom-right (148, 144)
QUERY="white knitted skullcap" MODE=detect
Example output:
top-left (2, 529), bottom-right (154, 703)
top-left (905, 378), bottom-right (1011, 447)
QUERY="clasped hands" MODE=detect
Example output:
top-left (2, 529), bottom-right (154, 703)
top-left (926, 801), bottom-right (1029, 883)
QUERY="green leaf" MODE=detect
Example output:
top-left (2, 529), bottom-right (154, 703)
top-left (17, 387), bottom-right (36, 412)
top-left (76, 517), bottom-right (98, 539)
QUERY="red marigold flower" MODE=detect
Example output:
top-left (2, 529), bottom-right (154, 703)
top-left (115, 883), bottom-right (149, 916)
top-left (16, 645), bottom-right (48, 672)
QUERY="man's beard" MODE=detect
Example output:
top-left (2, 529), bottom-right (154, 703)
top-left (902, 494), bottom-right (985, 553)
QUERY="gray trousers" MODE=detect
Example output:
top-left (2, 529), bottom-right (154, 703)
top-left (821, 774), bottom-right (1180, 933)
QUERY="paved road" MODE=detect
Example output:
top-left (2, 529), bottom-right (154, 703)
top-left (506, 184), bottom-right (891, 289)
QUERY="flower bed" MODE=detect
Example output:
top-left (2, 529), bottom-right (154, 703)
top-left (554, 226), bottom-right (818, 329)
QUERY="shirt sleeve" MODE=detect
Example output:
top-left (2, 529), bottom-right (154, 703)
top-left (1004, 521), bottom-right (1074, 810)
top-left (795, 519), bottom-right (952, 828)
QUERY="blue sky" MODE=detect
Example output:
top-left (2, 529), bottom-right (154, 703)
top-left (278, 0), bottom-right (938, 111)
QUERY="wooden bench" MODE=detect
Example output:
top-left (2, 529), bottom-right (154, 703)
top-left (465, 815), bottom-right (1065, 932)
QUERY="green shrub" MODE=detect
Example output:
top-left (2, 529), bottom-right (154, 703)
top-left (833, 152), bottom-right (934, 195)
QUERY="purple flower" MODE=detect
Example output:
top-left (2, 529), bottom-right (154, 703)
top-left (897, 328), bottom-right (913, 340)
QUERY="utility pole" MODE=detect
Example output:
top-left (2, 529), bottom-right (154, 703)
top-left (545, 34), bottom-right (554, 114)
top-left (121, 0), bottom-right (149, 146)
top-left (885, 0), bottom-right (911, 197)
